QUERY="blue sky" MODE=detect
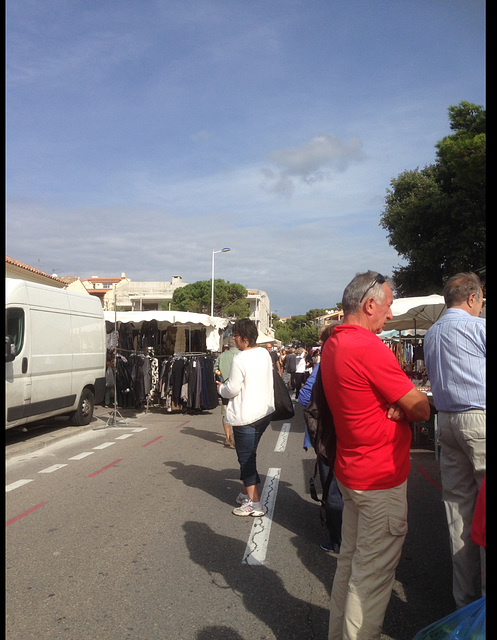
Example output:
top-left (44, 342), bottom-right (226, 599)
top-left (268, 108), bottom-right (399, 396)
top-left (6, 0), bottom-right (485, 316)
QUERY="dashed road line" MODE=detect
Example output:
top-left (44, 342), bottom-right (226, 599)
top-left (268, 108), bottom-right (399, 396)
top-left (142, 436), bottom-right (164, 447)
top-left (68, 452), bottom-right (95, 460)
top-left (6, 479), bottom-right (33, 492)
top-left (6, 428), bottom-right (149, 492)
top-left (38, 464), bottom-right (68, 474)
top-left (88, 459), bottom-right (123, 478)
top-left (274, 423), bottom-right (291, 452)
top-left (6, 501), bottom-right (48, 527)
top-left (243, 467), bottom-right (281, 565)
top-left (93, 442), bottom-right (116, 450)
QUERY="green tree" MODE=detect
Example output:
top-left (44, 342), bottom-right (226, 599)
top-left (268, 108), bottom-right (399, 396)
top-left (380, 101), bottom-right (485, 296)
top-left (274, 315), bottom-right (319, 346)
top-left (167, 279), bottom-right (250, 318)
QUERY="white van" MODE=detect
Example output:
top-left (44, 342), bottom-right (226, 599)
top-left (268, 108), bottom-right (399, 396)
top-left (5, 278), bottom-right (106, 430)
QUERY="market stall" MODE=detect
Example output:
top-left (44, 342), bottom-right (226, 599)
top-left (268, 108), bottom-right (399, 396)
top-left (381, 294), bottom-right (485, 455)
top-left (380, 296), bottom-right (445, 453)
top-left (385, 294), bottom-right (446, 332)
top-left (103, 310), bottom-right (230, 413)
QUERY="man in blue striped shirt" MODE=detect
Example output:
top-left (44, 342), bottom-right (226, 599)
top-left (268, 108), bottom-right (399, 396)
top-left (424, 272), bottom-right (485, 609)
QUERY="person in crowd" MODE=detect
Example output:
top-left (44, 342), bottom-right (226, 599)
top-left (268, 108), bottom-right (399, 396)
top-left (471, 475), bottom-right (486, 552)
top-left (285, 347), bottom-right (297, 392)
top-left (320, 270), bottom-right (430, 640)
top-left (280, 348), bottom-right (290, 388)
top-left (104, 354), bottom-right (115, 408)
top-left (294, 347), bottom-right (307, 400)
top-left (216, 318), bottom-right (275, 517)
top-left (424, 272), bottom-right (486, 608)
top-left (264, 342), bottom-right (282, 375)
top-left (299, 325), bottom-right (343, 554)
top-left (214, 336), bottom-right (240, 448)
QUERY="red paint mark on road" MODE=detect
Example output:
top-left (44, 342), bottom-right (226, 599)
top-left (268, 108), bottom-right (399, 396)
top-left (6, 501), bottom-right (48, 527)
top-left (415, 465), bottom-right (442, 493)
top-left (88, 459), bottom-right (123, 477)
top-left (142, 436), bottom-right (163, 447)
top-left (176, 421), bottom-right (190, 429)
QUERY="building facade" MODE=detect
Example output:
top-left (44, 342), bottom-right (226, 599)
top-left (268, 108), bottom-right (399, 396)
top-left (81, 274), bottom-right (187, 311)
top-left (6, 258), bottom-right (274, 335)
top-left (246, 288), bottom-right (275, 341)
top-left (312, 309), bottom-right (344, 328)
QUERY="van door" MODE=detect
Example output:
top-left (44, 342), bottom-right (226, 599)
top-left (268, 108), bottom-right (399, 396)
top-left (5, 306), bottom-right (31, 426)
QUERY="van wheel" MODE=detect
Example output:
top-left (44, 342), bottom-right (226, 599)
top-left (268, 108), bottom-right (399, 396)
top-left (70, 388), bottom-right (95, 425)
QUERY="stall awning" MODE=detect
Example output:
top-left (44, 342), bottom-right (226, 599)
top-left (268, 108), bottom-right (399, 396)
top-left (384, 295), bottom-right (446, 331)
top-left (104, 310), bottom-right (230, 351)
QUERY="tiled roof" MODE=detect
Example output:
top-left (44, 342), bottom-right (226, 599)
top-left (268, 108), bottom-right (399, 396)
top-left (5, 256), bottom-right (66, 283)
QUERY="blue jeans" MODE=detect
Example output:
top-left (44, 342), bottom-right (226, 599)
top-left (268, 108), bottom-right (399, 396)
top-left (233, 415), bottom-right (271, 487)
top-left (318, 459), bottom-right (344, 547)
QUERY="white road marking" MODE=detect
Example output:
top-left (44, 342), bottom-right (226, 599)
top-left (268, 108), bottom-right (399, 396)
top-left (68, 452), bottom-right (95, 460)
top-left (38, 464), bottom-right (68, 474)
top-left (242, 467), bottom-right (281, 565)
top-left (93, 442), bottom-right (115, 450)
top-left (6, 479), bottom-right (33, 492)
top-left (274, 423), bottom-right (291, 452)
top-left (115, 434), bottom-right (134, 440)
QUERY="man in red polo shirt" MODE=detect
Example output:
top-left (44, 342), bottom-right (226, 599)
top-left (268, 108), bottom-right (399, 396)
top-left (321, 271), bottom-right (430, 640)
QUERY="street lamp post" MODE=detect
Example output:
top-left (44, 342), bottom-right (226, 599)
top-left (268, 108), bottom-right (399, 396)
top-left (211, 247), bottom-right (231, 316)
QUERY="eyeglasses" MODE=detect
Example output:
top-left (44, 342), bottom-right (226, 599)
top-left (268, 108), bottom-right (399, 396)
top-left (359, 273), bottom-right (386, 303)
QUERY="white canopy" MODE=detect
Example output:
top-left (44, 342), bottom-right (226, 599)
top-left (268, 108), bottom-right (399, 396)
top-left (384, 295), bottom-right (446, 331)
top-left (103, 310), bottom-right (230, 352)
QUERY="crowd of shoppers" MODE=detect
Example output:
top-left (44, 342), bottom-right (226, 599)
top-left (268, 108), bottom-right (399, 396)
top-left (214, 269), bottom-right (485, 639)
top-left (320, 270), bottom-right (431, 640)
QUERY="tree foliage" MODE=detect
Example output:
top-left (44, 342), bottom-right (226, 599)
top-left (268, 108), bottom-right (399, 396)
top-left (273, 315), bottom-right (320, 346)
top-left (167, 279), bottom-right (250, 318)
top-left (380, 101), bottom-right (485, 296)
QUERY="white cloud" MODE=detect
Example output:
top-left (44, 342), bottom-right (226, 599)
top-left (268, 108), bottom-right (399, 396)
top-left (262, 134), bottom-right (363, 197)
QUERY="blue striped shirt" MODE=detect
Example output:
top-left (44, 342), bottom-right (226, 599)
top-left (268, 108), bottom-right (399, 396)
top-left (424, 308), bottom-right (486, 411)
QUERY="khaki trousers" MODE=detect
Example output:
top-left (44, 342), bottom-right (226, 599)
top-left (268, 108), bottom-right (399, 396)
top-left (438, 410), bottom-right (486, 608)
top-left (328, 480), bottom-right (408, 640)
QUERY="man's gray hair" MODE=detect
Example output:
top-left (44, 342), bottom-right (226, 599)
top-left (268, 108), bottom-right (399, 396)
top-left (443, 272), bottom-right (483, 308)
top-left (342, 271), bottom-right (395, 314)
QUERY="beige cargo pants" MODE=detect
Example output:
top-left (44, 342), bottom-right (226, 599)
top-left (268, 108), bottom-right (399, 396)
top-left (328, 479), bottom-right (408, 640)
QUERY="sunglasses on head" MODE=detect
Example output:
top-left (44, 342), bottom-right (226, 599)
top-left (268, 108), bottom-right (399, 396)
top-left (359, 273), bottom-right (386, 303)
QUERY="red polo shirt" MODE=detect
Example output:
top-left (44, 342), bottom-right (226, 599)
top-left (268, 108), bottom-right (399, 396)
top-left (321, 324), bottom-right (414, 490)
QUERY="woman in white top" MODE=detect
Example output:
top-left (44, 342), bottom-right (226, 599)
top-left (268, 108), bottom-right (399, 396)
top-left (294, 347), bottom-right (308, 400)
top-left (217, 318), bottom-right (275, 517)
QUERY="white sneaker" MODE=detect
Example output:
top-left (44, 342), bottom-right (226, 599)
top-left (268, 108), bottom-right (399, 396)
top-left (236, 492), bottom-right (248, 505)
top-left (232, 499), bottom-right (265, 517)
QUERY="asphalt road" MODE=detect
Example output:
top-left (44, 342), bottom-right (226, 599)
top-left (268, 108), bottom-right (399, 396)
top-left (6, 403), bottom-right (455, 640)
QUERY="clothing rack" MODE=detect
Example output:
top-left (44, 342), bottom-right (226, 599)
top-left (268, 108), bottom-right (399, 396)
top-left (147, 352), bottom-right (218, 414)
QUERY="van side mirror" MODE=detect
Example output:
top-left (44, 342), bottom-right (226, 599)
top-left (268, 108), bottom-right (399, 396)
top-left (5, 335), bottom-right (16, 362)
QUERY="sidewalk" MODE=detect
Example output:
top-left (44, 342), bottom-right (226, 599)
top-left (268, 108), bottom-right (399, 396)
top-left (6, 402), bottom-right (223, 459)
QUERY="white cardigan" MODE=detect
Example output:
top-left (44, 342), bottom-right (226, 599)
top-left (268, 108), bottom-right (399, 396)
top-left (219, 347), bottom-right (275, 426)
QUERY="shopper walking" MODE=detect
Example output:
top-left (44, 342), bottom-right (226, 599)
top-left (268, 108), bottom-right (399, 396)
top-left (217, 318), bottom-right (275, 517)
top-left (214, 337), bottom-right (240, 447)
